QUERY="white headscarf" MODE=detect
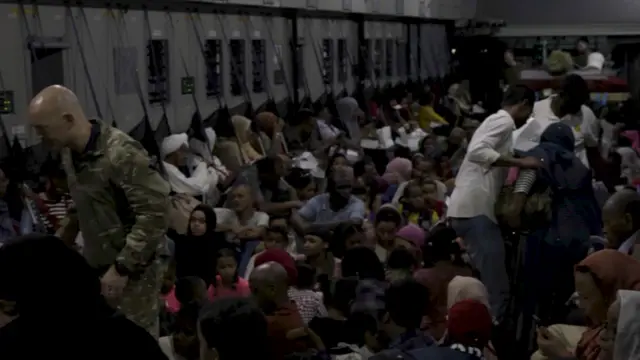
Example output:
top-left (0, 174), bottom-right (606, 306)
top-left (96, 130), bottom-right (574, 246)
top-left (614, 290), bottom-right (640, 360)
top-left (161, 133), bottom-right (189, 157)
top-left (162, 133), bottom-right (217, 196)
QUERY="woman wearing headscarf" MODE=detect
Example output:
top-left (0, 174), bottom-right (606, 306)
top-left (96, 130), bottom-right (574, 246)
top-left (0, 234), bottom-right (167, 359)
top-left (215, 115), bottom-right (264, 173)
top-left (509, 123), bottom-right (602, 335)
top-left (380, 158), bottom-right (413, 205)
top-left (255, 112), bottom-right (287, 156)
top-left (599, 290), bottom-right (640, 360)
top-left (533, 250), bottom-right (640, 360)
top-left (174, 205), bottom-right (226, 285)
top-left (336, 97), bottom-right (362, 145)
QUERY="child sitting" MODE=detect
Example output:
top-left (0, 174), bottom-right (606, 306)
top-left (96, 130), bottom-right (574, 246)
top-left (209, 247), bottom-right (251, 299)
top-left (399, 181), bottom-right (439, 230)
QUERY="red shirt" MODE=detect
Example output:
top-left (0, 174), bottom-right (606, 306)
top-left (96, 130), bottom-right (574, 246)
top-left (266, 301), bottom-right (310, 360)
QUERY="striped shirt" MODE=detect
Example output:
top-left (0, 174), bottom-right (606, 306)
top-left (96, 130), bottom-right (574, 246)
top-left (37, 194), bottom-right (74, 234)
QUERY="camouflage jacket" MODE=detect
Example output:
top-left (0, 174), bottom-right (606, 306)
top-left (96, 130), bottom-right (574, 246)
top-left (61, 120), bottom-right (170, 272)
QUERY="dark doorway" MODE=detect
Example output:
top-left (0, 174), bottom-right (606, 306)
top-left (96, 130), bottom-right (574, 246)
top-left (30, 45), bottom-right (65, 96)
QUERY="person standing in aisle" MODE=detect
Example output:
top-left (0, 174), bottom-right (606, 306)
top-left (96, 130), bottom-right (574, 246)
top-left (27, 85), bottom-right (171, 338)
top-left (448, 85), bottom-right (541, 322)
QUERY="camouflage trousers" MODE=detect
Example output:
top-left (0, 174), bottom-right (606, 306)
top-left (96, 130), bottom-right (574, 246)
top-left (115, 260), bottom-right (164, 338)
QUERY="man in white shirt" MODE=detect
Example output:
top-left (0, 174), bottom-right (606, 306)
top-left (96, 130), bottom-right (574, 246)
top-left (448, 85), bottom-right (542, 321)
top-left (513, 74), bottom-right (597, 167)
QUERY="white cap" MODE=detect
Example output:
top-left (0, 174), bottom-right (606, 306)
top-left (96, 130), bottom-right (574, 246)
top-left (586, 52), bottom-right (605, 71)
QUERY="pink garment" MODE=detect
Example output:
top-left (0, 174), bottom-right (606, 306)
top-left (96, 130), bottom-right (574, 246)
top-left (506, 167), bottom-right (519, 185)
top-left (384, 158), bottom-right (413, 183)
top-left (163, 286), bottom-right (181, 314)
top-left (163, 276), bottom-right (251, 314)
top-left (396, 224), bottom-right (426, 248)
top-left (622, 130), bottom-right (640, 152)
top-left (208, 275), bottom-right (251, 300)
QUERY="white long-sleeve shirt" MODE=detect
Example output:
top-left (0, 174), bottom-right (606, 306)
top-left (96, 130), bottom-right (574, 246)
top-left (448, 110), bottom-right (515, 223)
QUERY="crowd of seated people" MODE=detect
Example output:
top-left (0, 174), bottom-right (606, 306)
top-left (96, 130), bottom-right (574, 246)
top-left (2, 76), bottom-right (640, 360)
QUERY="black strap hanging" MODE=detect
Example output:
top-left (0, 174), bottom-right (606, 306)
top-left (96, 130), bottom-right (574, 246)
top-left (142, 7), bottom-right (171, 140)
top-left (241, 14), bottom-right (276, 115)
top-left (66, 6), bottom-right (103, 121)
top-left (213, 13), bottom-right (254, 118)
top-left (165, 11), bottom-right (207, 144)
top-left (110, 7), bottom-right (163, 172)
top-left (304, 19), bottom-right (332, 100)
top-left (294, 21), bottom-right (313, 111)
top-left (263, 16), bottom-right (293, 118)
top-left (78, 7), bottom-right (117, 125)
top-left (188, 11), bottom-right (233, 139)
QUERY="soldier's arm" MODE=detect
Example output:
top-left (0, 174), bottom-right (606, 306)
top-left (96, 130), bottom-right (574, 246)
top-left (111, 144), bottom-right (171, 272)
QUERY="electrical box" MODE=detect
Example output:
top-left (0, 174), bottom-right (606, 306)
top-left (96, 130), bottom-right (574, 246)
top-left (396, 41), bottom-right (406, 77)
top-left (273, 44), bottom-right (284, 86)
top-left (205, 39), bottom-right (222, 97)
top-left (229, 39), bottom-right (246, 97)
top-left (322, 39), bottom-right (334, 86)
top-left (251, 39), bottom-right (266, 93)
top-left (385, 39), bottom-right (394, 77)
top-left (0, 91), bottom-right (15, 114)
top-left (181, 76), bottom-right (195, 95)
top-left (337, 39), bottom-right (348, 83)
top-left (146, 39), bottom-right (170, 104)
top-left (373, 39), bottom-right (383, 78)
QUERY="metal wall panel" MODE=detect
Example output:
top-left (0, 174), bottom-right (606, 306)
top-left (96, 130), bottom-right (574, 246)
top-left (0, 3), bottom-right (452, 149)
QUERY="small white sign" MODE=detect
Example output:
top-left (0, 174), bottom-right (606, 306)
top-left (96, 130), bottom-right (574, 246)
top-left (232, 30), bottom-right (240, 38)
top-left (253, 30), bottom-right (260, 38)
top-left (11, 125), bottom-right (25, 136)
top-left (208, 30), bottom-right (217, 37)
top-left (152, 29), bottom-right (162, 37)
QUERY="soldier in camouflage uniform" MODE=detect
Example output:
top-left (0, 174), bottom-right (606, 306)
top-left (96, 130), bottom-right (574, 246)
top-left (28, 85), bottom-right (170, 338)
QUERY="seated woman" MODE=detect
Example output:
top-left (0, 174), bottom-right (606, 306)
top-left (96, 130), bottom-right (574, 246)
top-left (189, 127), bottom-right (231, 187)
top-left (214, 183), bottom-right (269, 275)
top-left (215, 115), bottom-right (264, 173)
top-left (161, 133), bottom-right (218, 200)
top-left (255, 112), bottom-right (287, 156)
top-left (532, 250), bottom-right (640, 360)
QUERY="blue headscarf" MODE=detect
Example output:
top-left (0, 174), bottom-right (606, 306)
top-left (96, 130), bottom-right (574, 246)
top-left (517, 122), bottom-right (591, 190)
top-left (518, 122), bottom-right (602, 242)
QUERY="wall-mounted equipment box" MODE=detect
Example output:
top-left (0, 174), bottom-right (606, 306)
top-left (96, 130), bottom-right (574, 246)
top-left (229, 39), bottom-right (246, 96)
top-left (322, 38), bottom-right (334, 86)
top-left (251, 39), bottom-right (267, 93)
top-left (146, 39), bottom-right (170, 104)
top-left (205, 39), bottom-right (223, 98)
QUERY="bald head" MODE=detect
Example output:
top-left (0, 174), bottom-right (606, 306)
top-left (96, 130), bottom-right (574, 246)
top-left (250, 261), bottom-right (288, 286)
top-left (28, 85), bottom-right (89, 151)
top-left (603, 189), bottom-right (640, 246)
top-left (603, 189), bottom-right (640, 215)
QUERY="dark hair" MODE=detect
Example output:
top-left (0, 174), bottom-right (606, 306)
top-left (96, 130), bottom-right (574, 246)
top-left (214, 248), bottom-right (239, 287)
top-left (0, 162), bottom-right (24, 222)
top-left (560, 74), bottom-right (590, 106)
top-left (375, 207), bottom-right (402, 226)
top-left (327, 153), bottom-right (347, 174)
top-left (341, 247), bottom-right (385, 281)
top-left (577, 37), bottom-right (589, 45)
top-left (0, 234), bottom-right (110, 319)
top-left (502, 85), bottom-right (535, 107)
top-left (173, 301), bottom-right (203, 359)
top-left (295, 261), bottom-right (316, 289)
top-left (199, 298), bottom-right (268, 359)
top-left (331, 223), bottom-right (364, 258)
top-left (256, 156), bottom-right (277, 176)
top-left (387, 247), bottom-right (417, 270)
top-left (385, 278), bottom-right (430, 329)
top-left (324, 277), bottom-right (359, 316)
top-left (174, 276), bottom-right (205, 306)
top-left (345, 311), bottom-right (379, 345)
top-left (284, 168), bottom-right (314, 190)
top-left (423, 225), bottom-right (464, 265)
top-left (265, 226), bottom-right (289, 244)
